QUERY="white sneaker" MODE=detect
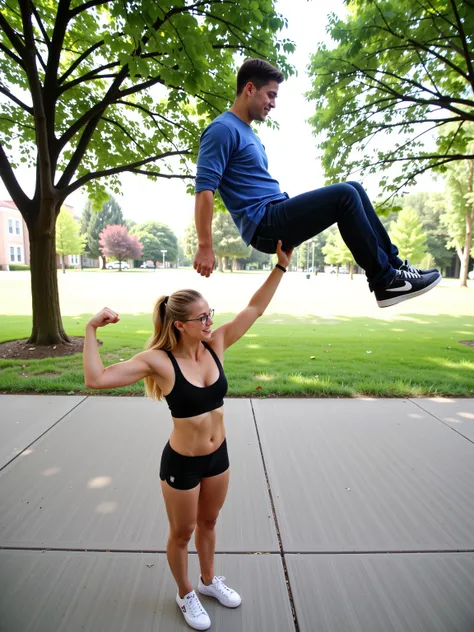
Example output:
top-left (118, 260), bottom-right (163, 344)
top-left (198, 575), bottom-right (242, 608)
top-left (176, 590), bottom-right (211, 630)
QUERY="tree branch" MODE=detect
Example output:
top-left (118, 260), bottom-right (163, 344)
top-left (69, 0), bottom-right (113, 19)
top-left (448, 0), bottom-right (474, 91)
top-left (129, 169), bottom-right (195, 179)
top-left (0, 85), bottom-right (33, 114)
top-left (0, 143), bottom-right (32, 213)
top-left (30, 1), bottom-right (51, 49)
top-left (101, 116), bottom-right (148, 155)
top-left (0, 11), bottom-right (26, 57)
top-left (0, 41), bottom-right (26, 70)
top-left (62, 150), bottom-right (193, 197)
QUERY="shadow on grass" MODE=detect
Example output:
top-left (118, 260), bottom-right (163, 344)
top-left (0, 313), bottom-right (472, 397)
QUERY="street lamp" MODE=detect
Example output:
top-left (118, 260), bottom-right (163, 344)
top-left (161, 249), bottom-right (167, 269)
top-left (311, 240), bottom-right (315, 272)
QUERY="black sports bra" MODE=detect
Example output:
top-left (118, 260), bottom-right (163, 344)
top-left (164, 342), bottom-right (228, 418)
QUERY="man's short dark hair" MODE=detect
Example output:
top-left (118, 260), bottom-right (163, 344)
top-left (236, 59), bottom-right (284, 95)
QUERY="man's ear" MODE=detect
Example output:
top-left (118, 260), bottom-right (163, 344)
top-left (244, 81), bottom-right (256, 96)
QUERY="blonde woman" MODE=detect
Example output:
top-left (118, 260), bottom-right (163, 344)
top-left (83, 242), bottom-right (292, 631)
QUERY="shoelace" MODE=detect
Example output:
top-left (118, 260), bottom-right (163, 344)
top-left (187, 593), bottom-right (207, 618)
top-left (214, 576), bottom-right (233, 595)
top-left (398, 267), bottom-right (420, 280)
top-left (401, 259), bottom-right (420, 275)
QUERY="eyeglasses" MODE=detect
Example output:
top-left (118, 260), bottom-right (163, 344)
top-left (184, 309), bottom-right (214, 325)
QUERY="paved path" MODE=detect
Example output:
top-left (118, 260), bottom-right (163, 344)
top-left (1, 395), bottom-right (473, 631)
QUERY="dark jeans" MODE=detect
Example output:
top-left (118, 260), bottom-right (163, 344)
top-left (250, 181), bottom-right (403, 291)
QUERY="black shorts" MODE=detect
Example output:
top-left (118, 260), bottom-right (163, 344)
top-left (160, 439), bottom-right (229, 490)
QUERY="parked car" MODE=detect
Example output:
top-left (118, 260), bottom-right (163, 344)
top-left (468, 269), bottom-right (474, 280)
top-left (140, 261), bottom-right (155, 269)
top-left (106, 261), bottom-right (129, 270)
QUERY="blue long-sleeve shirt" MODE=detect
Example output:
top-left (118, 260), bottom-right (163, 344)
top-left (195, 111), bottom-right (288, 245)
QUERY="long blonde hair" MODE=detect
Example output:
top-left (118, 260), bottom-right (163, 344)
top-left (144, 289), bottom-right (203, 401)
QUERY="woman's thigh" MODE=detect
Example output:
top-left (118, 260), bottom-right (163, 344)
top-left (197, 469), bottom-right (230, 524)
top-left (161, 480), bottom-right (201, 536)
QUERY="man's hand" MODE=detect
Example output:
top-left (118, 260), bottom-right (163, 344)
top-left (194, 245), bottom-right (216, 277)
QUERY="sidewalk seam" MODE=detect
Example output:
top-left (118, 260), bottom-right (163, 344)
top-left (0, 396), bottom-right (88, 474)
top-left (250, 398), bottom-right (300, 632)
top-left (408, 399), bottom-right (474, 447)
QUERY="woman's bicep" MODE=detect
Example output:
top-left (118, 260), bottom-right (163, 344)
top-left (86, 354), bottom-right (153, 389)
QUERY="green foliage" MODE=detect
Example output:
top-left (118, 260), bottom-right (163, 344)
top-left (1, 0), bottom-right (294, 203)
top-left (393, 192), bottom-right (454, 269)
top-left (131, 221), bottom-right (178, 262)
top-left (7, 264), bottom-right (30, 271)
top-left (389, 208), bottom-right (428, 265)
top-left (307, 0), bottom-right (474, 197)
top-left (56, 208), bottom-right (86, 257)
top-left (442, 158), bottom-right (474, 256)
top-left (322, 229), bottom-right (354, 266)
top-left (298, 234), bottom-right (326, 269)
top-left (183, 220), bottom-right (198, 260)
top-left (212, 212), bottom-right (250, 265)
top-left (85, 196), bottom-right (125, 258)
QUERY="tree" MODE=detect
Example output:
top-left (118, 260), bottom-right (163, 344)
top-left (394, 192), bottom-right (454, 271)
top-left (135, 232), bottom-right (162, 267)
top-left (307, 0), bottom-right (474, 199)
top-left (183, 220), bottom-right (198, 262)
top-left (0, 1), bottom-right (293, 344)
top-left (212, 212), bottom-right (250, 271)
top-left (55, 208), bottom-right (86, 273)
top-left (442, 156), bottom-right (474, 286)
top-left (322, 229), bottom-right (355, 274)
top-left (132, 221), bottom-right (178, 264)
top-left (85, 196), bottom-right (124, 268)
top-left (299, 234), bottom-right (326, 270)
top-left (389, 208), bottom-right (428, 265)
top-left (99, 225), bottom-right (143, 269)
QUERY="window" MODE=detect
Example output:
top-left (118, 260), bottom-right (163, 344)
top-left (8, 219), bottom-right (13, 234)
top-left (17, 247), bottom-right (22, 263)
top-left (70, 254), bottom-right (80, 265)
top-left (15, 220), bottom-right (21, 235)
top-left (9, 246), bottom-right (15, 262)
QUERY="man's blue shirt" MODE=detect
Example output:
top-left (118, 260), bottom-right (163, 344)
top-left (195, 111), bottom-right (288, 245)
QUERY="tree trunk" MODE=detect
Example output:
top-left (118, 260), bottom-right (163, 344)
top-left (217, 255), bottom-right (224, 272)
top-left (101, 255), bottom-right (107, 269)
top-left (349, 262), bottom-right (354, 280)
top-left (28, 215), bottom-right (70, 345)
top-left (61, 254), bottom-right (65, 274)
top-left (459, 209), bottom-right (473, 287)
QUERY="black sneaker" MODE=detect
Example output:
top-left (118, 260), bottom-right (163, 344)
top-left (375, 269), bottom-right (442, 308)
top-left (400, 259), bottom-right (438, 275)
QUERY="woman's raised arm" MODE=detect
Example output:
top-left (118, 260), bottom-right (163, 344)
top-left (213, 241), bottom-right (293, 351)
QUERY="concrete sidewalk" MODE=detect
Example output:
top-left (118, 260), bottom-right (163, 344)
top-left (1, 395), bottom-right (473, 632)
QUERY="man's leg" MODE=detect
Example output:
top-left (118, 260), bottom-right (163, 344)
top-left (345, 181), bottom-right (404, 269)
top-left (252, 182), bottom-right (395, 291)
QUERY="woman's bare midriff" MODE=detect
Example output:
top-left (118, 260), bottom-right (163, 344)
top-left (168, 406), bottom-right (225, 456)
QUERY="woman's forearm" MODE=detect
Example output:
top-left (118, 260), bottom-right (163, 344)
top-left (83, 324), bottom-right (105, 387)
top-left (248, 266), bottom-right (286, 315)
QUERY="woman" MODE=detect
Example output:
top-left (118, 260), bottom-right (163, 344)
top-left (83, 242), bottom-right (292, 630)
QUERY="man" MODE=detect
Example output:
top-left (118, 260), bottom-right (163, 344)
top-left (193, 58), bottom-right (441, 307)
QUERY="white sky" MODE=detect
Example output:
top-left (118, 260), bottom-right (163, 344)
top-left (1, 0), bottom-right (443, 237)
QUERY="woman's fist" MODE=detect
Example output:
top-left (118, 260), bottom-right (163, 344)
top-left (87, 307), bottom-right (120, 329)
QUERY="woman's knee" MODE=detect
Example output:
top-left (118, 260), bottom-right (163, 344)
top-left (169, 524), bottom-right (195, 546)
top-left (196, 516), bottom-right (218, 531)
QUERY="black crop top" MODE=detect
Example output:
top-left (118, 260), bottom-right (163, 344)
top-left (164, 342), bottom-right (228, 418)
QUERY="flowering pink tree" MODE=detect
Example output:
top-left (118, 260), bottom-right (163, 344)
top-left (99, 225), bottom-right (143, 270)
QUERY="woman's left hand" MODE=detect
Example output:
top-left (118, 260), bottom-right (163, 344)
top-left (276, 240), bottom-right (293, 269)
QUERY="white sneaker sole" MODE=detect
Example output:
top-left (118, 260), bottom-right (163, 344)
top-left (377, 274), bottom-right (441, 308)
top-left (198, 585), bottom-right (242, 608)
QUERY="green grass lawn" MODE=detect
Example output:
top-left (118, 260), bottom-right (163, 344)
top-left (1, 312), bottom-right (473, 397)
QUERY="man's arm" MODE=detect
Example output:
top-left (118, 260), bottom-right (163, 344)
top-left (194, 190), bottom-right (216, 277)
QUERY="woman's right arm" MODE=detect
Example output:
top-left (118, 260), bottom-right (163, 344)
top-left (83, 308), bottom-right (153, 390)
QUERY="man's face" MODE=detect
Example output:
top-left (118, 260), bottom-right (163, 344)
top-left (247, 80), bottom-right (279, 122)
